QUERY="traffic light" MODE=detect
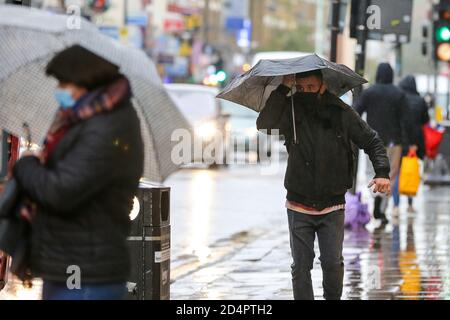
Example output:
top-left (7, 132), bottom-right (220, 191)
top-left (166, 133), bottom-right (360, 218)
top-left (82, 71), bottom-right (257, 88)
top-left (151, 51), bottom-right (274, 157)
top-left (215, 70), bottom-right (227, 83)
top-left (87, 0), bottom-right (110, 13)
top-left (422, 23), bottom-right (429, 56)
top-left (433, 0), bottom-right (450, 61)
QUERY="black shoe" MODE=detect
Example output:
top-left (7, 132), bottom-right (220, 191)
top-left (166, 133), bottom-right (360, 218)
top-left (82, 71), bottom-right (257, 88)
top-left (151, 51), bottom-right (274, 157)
top-left (373, 196), bottom-right (383, 219)
top-left (380, 214), bottom-right (389, 226)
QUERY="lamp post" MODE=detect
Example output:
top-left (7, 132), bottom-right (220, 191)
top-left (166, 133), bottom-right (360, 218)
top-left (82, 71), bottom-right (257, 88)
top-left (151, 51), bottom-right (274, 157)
top-left (350, 0), bottom-right (369, 194)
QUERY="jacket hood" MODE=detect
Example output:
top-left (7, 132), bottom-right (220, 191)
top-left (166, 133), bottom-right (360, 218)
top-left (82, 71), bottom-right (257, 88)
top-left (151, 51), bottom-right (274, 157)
top-left (375, 63), bottom-right (394, 84)
top-left (399, 75), bottom-right (419, 95)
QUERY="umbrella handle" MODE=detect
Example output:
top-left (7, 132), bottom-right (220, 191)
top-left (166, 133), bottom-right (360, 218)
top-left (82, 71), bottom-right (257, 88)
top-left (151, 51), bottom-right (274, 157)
top-left (22, 122), bottom-right (31, 151)
top-left (291, 87), bottom-right (298, 145)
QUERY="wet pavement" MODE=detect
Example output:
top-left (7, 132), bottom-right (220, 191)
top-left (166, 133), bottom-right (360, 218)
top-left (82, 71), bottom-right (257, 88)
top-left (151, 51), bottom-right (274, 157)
top-left (170, 181), bottom-right (450, 300)
top-left (169, 156), bottom-right (450, 300)
top-left (1, 155), bottom-right (450, 300)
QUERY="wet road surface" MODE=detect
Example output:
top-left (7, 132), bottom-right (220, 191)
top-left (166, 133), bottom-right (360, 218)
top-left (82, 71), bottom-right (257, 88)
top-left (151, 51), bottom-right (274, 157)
top-left (1, 158), bottom-right (449, 300)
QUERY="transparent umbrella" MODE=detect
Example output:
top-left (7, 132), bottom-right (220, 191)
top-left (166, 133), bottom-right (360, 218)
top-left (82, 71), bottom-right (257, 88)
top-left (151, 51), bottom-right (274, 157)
top-left (0, 5), bottom-right (192, 182)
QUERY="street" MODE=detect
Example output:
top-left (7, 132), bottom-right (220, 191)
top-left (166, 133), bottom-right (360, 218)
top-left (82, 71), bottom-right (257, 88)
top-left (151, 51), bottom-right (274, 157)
top-left (1, 0), bottom-right (450, 303)
top-left (2, 154), bottom-right (449, 300)
top-left (168, 160), bottom-right (287, 263)
top-left (169, 157), bottom-right (450, 300)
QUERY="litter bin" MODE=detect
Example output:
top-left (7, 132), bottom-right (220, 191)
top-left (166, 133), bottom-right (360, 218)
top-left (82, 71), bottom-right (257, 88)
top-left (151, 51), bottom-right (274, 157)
top-left (127, 181), bottom-right (171, 300)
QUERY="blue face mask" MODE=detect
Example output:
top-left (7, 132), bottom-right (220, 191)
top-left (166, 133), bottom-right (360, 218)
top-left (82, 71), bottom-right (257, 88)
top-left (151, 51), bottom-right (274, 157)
top-left (54, 89), bottom-right (76, 109)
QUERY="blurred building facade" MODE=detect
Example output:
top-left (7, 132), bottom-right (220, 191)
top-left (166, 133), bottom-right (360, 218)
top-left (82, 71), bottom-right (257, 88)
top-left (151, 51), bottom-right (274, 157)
top-left (18, 0), bottom-right (328, 84)
top-left (249, 0), bottom-right (321, 53)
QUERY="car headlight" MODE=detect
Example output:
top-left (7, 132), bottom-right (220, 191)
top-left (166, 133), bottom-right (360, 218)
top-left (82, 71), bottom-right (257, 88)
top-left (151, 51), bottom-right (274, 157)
top-left (245, 127), bottom-right (258, 138)
top-left (195, 122), bottom-right (217, 139)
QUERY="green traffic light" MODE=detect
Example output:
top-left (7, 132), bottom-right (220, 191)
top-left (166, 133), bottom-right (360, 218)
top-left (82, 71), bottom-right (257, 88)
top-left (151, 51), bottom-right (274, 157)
top-left (216, 70), bottom-right (227, 82)
top-left (437, 26), bottom-right (450, 42)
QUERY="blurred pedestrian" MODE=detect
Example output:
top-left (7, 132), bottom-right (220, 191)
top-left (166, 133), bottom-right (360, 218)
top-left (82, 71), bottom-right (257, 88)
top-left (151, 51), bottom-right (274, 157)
top-left (257, 70), bottom-right (390, 300)
top-left (12, 45), bottom-right (144, 300)
top-left (392, 75), bottom-right (430, 214)
top-left (355, 63), bottom-right (412, 224)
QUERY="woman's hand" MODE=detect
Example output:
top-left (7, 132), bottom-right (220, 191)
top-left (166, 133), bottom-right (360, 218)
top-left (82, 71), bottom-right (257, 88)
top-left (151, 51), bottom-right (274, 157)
top-left (21, 150), bottom-right (44, 164)
top-left (21, 150), bottom-right (38, 158)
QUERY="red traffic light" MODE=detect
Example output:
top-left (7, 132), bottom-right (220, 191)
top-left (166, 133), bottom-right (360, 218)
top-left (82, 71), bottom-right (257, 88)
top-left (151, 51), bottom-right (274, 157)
top-left (440, 9), bottom-right (450, 20)
top-left (88, 0), bottom-right (110, 13)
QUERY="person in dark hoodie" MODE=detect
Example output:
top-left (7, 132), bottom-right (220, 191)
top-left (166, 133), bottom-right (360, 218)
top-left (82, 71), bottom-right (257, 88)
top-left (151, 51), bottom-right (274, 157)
top-left (392, 75), bottom-right (430, 214)
top-left (257, 70), bottom-right (390, 300)
top-left (355, 63), bottom-right (412, 224)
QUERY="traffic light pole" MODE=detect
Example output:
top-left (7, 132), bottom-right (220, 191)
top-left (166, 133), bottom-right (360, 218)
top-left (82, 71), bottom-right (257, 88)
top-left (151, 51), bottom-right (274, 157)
top-left (395, 42), bottom-right (403, 79)
top-left (432, 0), bottom-right (450, 112)
top-left (330, 0), bottom-right (341, 62)
top-left (354, 1), bottom-right (369, 84)
top-left (434, 60), bottom-right (438, 108)
top-left (351, 0), bottom-right (369, 194)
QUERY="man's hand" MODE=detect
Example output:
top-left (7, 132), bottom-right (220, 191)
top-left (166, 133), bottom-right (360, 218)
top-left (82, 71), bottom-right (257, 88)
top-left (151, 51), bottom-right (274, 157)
top-left (282, 74), bottom-right (296, 88)
top-left (368, 178), bottom-right (391, 195)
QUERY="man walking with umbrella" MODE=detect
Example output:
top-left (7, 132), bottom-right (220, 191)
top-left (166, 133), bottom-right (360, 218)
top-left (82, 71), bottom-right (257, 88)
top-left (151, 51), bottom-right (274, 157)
top-left (218, 55), bottom-right (391, 300)
top-left (256, 69), bottom-right (391, 300)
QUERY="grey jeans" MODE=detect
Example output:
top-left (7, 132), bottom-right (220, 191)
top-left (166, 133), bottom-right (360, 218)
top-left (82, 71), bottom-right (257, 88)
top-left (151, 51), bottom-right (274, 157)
top-left (287, 209), bottom-right (345, 300)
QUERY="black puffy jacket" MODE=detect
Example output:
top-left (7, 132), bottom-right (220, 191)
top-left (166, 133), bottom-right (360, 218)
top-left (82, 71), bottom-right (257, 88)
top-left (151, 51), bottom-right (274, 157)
top-left (257, 85), bottom-right (390, 210)
top-left (399, 75), bottom-right (430, 159)
top-left (13, 98), bottom-right (144, 283)
top-left (355, 63), bottom-right (411, 147)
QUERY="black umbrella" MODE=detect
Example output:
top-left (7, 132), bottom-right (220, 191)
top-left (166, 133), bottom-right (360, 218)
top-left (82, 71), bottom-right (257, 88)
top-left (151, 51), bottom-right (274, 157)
top-left (217, 54), bottom-right (367, 112)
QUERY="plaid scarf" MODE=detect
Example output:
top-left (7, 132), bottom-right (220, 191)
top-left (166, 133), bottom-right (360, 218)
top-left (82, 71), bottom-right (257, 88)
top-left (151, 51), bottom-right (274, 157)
top-left (42, 76), bottom-right (132, 162)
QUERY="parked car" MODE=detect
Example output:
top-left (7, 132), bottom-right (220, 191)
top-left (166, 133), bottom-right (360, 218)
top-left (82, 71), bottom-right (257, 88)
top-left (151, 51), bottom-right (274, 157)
top-left (165, 84), bottom-right (230, 166)
top-left (220, 100), bottom-right (266, 162)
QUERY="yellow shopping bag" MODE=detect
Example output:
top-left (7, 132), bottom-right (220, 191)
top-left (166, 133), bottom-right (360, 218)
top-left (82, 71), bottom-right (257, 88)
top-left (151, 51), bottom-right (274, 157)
top-left (399, 150), bottom-right (421, 196)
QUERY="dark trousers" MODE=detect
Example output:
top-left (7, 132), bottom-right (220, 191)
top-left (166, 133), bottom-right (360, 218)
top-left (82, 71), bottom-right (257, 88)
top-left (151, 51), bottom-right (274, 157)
top-left (287, 209), bottom-right (345, 300)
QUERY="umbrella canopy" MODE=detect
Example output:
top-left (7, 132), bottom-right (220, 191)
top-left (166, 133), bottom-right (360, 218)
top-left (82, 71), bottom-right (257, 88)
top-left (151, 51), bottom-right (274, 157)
top-left (217, 54), bottom-right (367, 112)
top-left (0, 5), bottom-right (192, 182)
